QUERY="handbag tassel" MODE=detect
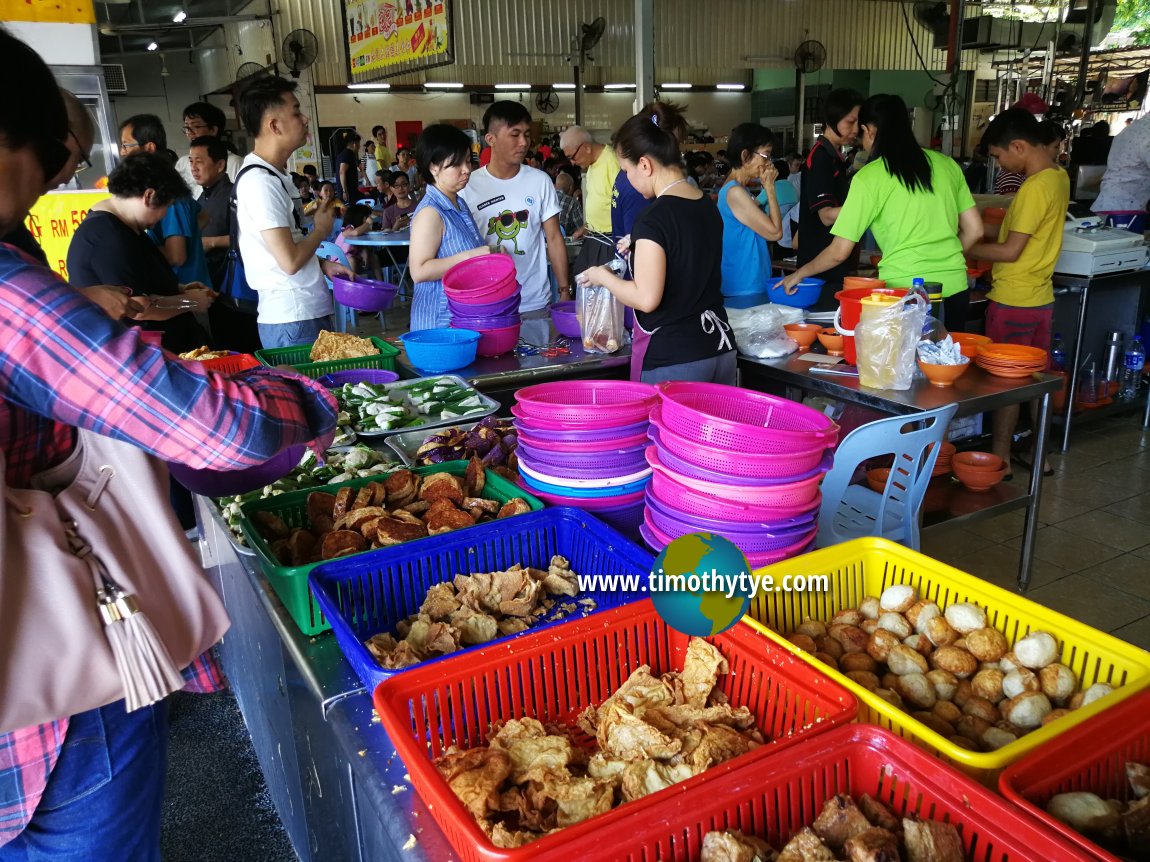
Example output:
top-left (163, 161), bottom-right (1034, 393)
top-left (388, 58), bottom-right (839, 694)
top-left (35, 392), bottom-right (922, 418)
top-left (97, 579), bottom-right (184, 712)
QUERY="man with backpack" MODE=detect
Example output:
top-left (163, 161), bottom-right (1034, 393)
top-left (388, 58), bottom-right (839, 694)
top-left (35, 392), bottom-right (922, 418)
top-left (234, 75), bottom-right (350, 348)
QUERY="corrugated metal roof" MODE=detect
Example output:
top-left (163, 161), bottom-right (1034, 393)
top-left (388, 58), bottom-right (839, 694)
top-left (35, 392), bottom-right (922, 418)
top-left (204, 0), bottom-right (966, 92)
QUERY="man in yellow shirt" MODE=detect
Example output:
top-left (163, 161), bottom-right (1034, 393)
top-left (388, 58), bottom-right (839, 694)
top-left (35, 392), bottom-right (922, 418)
top-left (560, 125), bottom-right (620, 236)
top-left (970, 108), bottom-right (1070, 475)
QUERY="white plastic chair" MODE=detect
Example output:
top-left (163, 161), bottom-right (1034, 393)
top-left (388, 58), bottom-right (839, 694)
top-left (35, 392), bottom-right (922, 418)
top-left (817, 403), bottom-right (958, 551)
top-left (356, 197), bottom-right (377, 208)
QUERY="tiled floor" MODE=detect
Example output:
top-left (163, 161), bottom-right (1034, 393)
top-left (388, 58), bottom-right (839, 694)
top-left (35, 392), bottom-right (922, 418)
top-left (920, 413), bottom-right (1150, 650)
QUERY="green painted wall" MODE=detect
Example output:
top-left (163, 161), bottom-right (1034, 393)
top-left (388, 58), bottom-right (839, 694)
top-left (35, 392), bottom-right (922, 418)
top-left (869, 70), bottom-right (943, 109)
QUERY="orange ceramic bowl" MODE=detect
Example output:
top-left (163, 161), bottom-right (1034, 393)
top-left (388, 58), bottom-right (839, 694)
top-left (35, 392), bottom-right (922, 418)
top-left (952, 463), bottom-right (1006, 492)
top-left (784, 323), bottom-right (821, 349)
top-left (866, 467), bottom-right (890, 493)
top-left (817, 328), bottom-right (844, 355)
top-left (918, 359), bottom-right (970, 387)
top-left (951, 333), bottom-right (991, 359)
top-left (953, 451), bottom-right (1005, 472)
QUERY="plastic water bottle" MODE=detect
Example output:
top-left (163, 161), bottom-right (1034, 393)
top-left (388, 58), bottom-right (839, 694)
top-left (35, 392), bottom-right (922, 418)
top-left (1121, 336), bottom-right (1145, 401)
top-left (1050, 333), bottom-right (1066, 372)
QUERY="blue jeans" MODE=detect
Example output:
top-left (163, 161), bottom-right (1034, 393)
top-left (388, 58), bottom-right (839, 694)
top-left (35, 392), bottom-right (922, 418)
top-left (257, 315), bottom-right (333, 349)
top-left (0, 700), bottom-right (168, 862)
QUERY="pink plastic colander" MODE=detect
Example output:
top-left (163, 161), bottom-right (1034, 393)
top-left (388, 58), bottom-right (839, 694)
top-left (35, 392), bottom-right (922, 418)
top-left (650, 406), bottom-right (827, 480)
top-left (647, 459), bottom-right (822, 523)
top-left (515, 380), bottom-right (658, 425)
top-left (511, 403), bottom-right (651, 432)
top-left (645, 447), bottom-right (823, 512)
top-left (644, 492), bottom-right (815, 553)
top-left (649, 425), bottom-right (831, 486)
top-left (641, 511), bottom-right (817, 567)
top-left (656, 381), bottom-right (839, 453)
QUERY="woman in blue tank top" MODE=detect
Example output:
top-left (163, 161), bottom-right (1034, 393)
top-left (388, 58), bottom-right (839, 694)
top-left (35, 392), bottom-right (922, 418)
top-left (717, 123), bottom-right (784, 297)
top-left (408, 125), bottom-right (492, 330)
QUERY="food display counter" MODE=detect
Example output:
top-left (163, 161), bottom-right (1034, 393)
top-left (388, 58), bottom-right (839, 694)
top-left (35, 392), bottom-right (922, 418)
top-left (195, 495), bottom-right (452, 862)
top-left (394, 317), bottom-right (630, 409)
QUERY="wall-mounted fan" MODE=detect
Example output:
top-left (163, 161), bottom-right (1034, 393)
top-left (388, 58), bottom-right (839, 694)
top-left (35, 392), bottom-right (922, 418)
top-left (794, 40), bottom-right (827, 74)
top-left (236, 62), bottom-right (268, 83)
top-left (535, 87), bottom-right (559, 114)
top-left (914, 2), bottom-right (950, 44)
top-left (571, 17), bottom-right (607, 124)
top-left (283, 29), bottom-right (319, 79)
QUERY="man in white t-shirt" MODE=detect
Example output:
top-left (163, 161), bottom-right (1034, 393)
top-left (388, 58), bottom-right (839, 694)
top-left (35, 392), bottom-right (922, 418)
top-left (235, 76), bottom-right (350, 348)
top-left (460, 100), bottom-right (571, 324)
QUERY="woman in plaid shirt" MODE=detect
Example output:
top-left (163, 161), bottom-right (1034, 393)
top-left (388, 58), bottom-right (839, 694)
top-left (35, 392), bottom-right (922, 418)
top-left (0, 32), bottom-right (339, 860)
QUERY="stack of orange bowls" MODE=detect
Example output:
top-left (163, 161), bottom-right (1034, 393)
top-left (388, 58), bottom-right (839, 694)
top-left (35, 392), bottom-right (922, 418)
top-left (930, 440), bottom-right (956, 477)
top-left (974, 343), bottom-right (1048, 378)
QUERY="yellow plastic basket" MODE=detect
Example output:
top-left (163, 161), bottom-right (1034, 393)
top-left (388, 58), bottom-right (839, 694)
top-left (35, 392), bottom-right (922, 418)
top-left (743, 537), bottom-right (1150, 786)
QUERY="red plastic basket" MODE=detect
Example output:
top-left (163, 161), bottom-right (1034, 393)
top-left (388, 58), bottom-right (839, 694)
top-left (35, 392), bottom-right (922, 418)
top-left (656, 381), bottom-right (839, 453)
top-left (651, 407), bottom-right (829, 482)
top-left (197, 352), bottom-right (261, 374)
top-left (611, 724), bottom-right (1091, 862)
top-left (515, 380), bottom-right (659, 425)
top-left (999, 689), bottom-right (1150, 862)
top-left (373, 600), bottom-right (858, 862)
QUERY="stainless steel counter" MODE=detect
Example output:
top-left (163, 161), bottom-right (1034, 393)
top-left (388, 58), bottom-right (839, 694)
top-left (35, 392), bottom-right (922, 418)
top-left (395, 317), bottom-right (630, 407)
top-left (738, 354), bottom-right (1060, 592)
top-left (195, 497), bottom-right (455, 862)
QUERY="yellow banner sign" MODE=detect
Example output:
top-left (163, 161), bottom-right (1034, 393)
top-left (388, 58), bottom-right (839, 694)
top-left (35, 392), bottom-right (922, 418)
top-left (0, 0), bottom-right (95, 24)
top-left (346, 0), bottom-right (453, 82)
top-left (24, 190), bottom-right (110, 280)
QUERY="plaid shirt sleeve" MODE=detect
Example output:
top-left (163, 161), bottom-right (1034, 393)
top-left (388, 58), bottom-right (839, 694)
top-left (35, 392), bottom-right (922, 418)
top-left (0, 247), bottom-right (338, 846)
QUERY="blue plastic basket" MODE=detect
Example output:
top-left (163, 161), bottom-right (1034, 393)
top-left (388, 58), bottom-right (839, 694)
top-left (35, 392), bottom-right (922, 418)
top-left (766, 276), bottom-right (825, 308)
top-left (309, 507), bottom-right (654, 693)
top-left (400, 328), bottom-right (480, 373)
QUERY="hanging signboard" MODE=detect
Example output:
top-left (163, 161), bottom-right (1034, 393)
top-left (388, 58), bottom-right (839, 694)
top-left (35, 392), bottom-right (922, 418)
top-left (344, 0), bottom-right (454, 83)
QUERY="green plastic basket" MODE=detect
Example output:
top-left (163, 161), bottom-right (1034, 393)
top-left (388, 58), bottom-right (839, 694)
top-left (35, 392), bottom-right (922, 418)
top-left (254, 336), bottom-right (399, 379)
top-left (238, 462), bottom-right (543, 635)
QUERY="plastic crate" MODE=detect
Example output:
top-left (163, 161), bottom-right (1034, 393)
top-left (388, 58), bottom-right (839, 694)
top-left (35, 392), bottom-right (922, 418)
top-left (1000, 689), bottom-right (1150, 862)
top-left (742, 537), bottom-right (1150, 786)
top-left (198, 352), bottom-right (261, 374)
top-left (254, 336), bottom-right (398, 378)
top-left (310, 507), bottom-right (654, 692)
top-left (373, 600), bottom-right (859, 862)
top-left (239, 462), bottom-right (543, 635)
top-left (613, 724), bottom-right (1091, 862)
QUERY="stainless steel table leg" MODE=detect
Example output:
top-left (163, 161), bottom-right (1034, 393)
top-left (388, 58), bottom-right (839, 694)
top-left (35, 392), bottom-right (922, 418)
top-left (1018, 391), bottom-right (1051, 592)
top-left (1061, 285), bottom-right (1090, 452)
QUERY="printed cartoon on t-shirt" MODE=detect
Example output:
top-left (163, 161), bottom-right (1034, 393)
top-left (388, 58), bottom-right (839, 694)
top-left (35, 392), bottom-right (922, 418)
top-left (486, 208), bottom-right (529, 254)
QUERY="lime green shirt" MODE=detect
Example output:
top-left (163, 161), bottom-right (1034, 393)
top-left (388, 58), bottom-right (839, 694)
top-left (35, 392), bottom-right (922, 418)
top-left (585, 144), bottom-right (620, 233)
top-left (833, 149), bottom-right (976, 297)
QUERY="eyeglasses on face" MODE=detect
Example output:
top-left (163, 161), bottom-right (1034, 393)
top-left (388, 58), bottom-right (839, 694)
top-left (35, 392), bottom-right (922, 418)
top-left (120, 140), bottom-right (142, 152)
top-left (565, 141), bottom-right (587, 161)
top-left (497, 210), bottom-right (529, 227)
top-left (182, 122), bottom-right (210, 136)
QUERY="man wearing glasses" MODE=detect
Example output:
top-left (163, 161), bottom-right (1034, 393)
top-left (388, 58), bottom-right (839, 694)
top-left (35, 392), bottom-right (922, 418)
top-left (460, 101), bottom-right (571, 336)
top-left (174, 101), bottom-right (243, 200)
top-left (559, 125), bottom-right (619, 240)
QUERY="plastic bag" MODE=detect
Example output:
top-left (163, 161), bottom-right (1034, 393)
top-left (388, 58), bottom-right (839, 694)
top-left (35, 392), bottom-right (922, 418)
top-left (725, 303), bottom-right (806, 359)
top-left (576, 259), bottom-right (626, 354)
top-left (855, 294), bottom-right (927, 390)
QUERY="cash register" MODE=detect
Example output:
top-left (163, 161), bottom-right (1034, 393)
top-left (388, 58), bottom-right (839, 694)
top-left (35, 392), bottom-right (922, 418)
top-left (1056, 203), bottom-right (1148, 277)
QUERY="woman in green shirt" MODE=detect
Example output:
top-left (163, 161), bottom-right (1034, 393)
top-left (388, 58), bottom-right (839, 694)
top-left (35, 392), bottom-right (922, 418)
top-left (782, 94), bottom-right (983, 329)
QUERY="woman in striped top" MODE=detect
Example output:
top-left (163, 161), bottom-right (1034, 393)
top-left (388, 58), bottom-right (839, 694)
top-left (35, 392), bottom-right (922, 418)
top-left (408, 125), bottom-right (494, 330)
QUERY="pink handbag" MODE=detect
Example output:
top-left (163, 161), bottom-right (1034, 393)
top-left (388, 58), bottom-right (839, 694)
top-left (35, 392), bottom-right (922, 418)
top-left (0, 429), bottom-right (231, 733)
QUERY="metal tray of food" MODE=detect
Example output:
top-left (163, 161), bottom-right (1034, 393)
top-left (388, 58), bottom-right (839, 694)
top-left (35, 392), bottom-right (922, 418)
top-left (343, 375), bottom-right (499, 439)
top-left (384, 421), bottom-right (480, 466)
